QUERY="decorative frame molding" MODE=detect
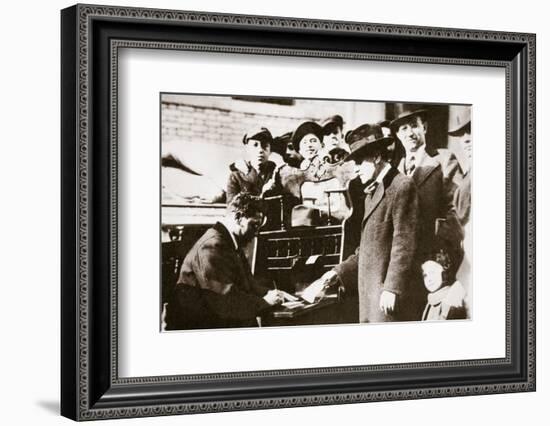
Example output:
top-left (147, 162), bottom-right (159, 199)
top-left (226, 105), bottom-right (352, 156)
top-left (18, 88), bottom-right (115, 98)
top-left (61, 3), bottom-right (535, 421)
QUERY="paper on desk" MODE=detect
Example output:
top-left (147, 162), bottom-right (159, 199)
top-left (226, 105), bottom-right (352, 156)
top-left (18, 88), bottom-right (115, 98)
top-left (306, 255), bottom-right (320, 265)
top-left (280, 290), bottom-right (299, 302)
top-left (301, 279), bottom-right (326, 303)
top-left (281, 301), bottom-right (304, 309)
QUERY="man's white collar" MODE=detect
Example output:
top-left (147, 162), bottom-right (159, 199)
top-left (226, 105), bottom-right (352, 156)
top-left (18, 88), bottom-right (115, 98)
top-left (375, 163), bottom-right (392, 184)
top-left (406, 144), bottom-right (426, 164)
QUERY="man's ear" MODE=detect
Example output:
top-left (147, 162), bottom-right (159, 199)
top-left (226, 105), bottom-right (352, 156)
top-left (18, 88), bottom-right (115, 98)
top-left (232, 211), bottom-right (242, 223)
top-left (422, 120), bottom-right (428, 133)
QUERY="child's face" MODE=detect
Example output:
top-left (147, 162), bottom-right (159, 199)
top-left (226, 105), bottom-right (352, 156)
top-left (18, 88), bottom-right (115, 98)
top-left (422, 260), bottom-right (444, 293)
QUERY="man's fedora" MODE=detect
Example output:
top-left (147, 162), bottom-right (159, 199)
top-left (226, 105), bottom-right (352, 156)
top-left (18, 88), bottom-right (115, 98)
top-left (291, 121), bottom-right (324, 148)
top-left (344, 123), bottom-right (394, 162)
top-left (448, 105), bottom-right (471, 135)
top-left (389, 104), bottom-right (427, 132)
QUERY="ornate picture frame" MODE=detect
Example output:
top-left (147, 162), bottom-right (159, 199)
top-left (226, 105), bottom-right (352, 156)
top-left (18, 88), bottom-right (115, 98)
top-left (61, 4), bottom-right (535, 420)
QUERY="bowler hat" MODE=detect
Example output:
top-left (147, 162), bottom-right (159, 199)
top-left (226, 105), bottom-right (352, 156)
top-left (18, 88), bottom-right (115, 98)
top-left (242, 127), bottom-right (273, 147)
top-left (292, 121), bottom-right (324, 149)
top-left (344, 124), bottom-right (394, 162)
top-left (321, 115), bottom-right (344, 134)
top-left (272, 131), bottom-right (292, 157)
top-left (389, 104), bottom-right (427, 132)
top-left (448, 106), bottom-right (471, 135)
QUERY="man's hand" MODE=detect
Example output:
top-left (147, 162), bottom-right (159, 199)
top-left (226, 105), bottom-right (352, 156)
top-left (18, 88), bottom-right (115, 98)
top-left (319, 270), bottom-right (340, 288)
top-left (263, 289), bottom-right (284, 306)
top-left (301, 271), bottom-right (340, 303)
top-left (379, 290), bottom-right (397, 315)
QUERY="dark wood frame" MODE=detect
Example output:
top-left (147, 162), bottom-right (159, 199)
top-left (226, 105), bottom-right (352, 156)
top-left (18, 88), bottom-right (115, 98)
top-left (61, 4), bottom-right (536, 421)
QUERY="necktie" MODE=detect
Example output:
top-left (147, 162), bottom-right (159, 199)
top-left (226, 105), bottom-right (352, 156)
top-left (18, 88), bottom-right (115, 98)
top-left (406, 155), bottom-right (416, 175)
top-left (364, 181), bottom-right (379, 197)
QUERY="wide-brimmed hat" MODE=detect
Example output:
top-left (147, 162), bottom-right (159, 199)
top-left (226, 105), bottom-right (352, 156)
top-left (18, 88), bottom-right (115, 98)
top-left (344, 124), bottom-right (394, 162)
top-left (292, 121), bottom-right (324, 149)
top-left (242, 127), bottom-right (273, 147)
top-left (448, 105), bottom-right (471, 135)
top-left (389, 104), bottom-right (427, 132)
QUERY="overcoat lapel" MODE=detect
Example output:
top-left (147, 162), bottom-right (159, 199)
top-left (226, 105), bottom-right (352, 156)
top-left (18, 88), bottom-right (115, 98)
top-left (397, 157), bottom-right (406, 174)
top-left (361, 167), bottom-right (399, 227)
top-left (362, 183), bottom-right (384, 225)
top-left (412, 154), bottom-right (440, 187)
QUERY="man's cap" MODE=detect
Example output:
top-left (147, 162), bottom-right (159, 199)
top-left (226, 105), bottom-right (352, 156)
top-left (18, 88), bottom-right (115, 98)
top-left (242, 127), bottom-right (273, 146)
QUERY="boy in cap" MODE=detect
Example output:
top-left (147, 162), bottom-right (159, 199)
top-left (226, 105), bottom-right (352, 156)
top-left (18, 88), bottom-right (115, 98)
top-left (226, 127), bottom-right (277, 203)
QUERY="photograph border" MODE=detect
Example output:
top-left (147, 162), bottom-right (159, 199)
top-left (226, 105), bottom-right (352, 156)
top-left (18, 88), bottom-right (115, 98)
top-left (61, 3), bottom-right (535, 420)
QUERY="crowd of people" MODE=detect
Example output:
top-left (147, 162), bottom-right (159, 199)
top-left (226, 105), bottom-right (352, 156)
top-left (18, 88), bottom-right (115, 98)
top-left (164, 103), bottom-right (473, 330)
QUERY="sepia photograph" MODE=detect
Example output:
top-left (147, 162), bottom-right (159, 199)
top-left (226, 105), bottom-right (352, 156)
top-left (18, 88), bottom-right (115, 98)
top-left (59, 4), bottom-right (536, 420)
top-left (160, 93), bottom-right (472, 331)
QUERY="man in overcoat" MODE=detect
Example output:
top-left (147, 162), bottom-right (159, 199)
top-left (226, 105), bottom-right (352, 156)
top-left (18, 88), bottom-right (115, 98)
top-left (447, 106), bottom-right (472, 316)
top-left (391, 106), bottom-right (464, 319)
top-left (165, 193), bottom-right (284, 330)
top-left (316, 123), bottom-right (420, 323)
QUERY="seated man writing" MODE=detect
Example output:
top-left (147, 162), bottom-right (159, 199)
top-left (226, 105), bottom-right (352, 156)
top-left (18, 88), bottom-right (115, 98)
top-left (165, 193), bottom-right (285, 330)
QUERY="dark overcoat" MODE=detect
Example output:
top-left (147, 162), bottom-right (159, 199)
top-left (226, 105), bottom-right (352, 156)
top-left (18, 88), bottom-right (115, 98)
top-left (334, 168), bottom-right (420, 323)
top-left (165, 222), bottom-right (270, 330)
top-left (398, 153), bottom-right (464, 319)
top-left (398, 153), bottom-right (462, 259)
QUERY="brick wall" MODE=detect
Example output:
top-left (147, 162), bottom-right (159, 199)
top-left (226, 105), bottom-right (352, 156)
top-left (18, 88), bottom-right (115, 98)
top-left (161, 94), bottom-right (387, 145)
top-left (163, 102), bottom-right (300, 147)
top-left (161, 94), bottom-right (388, 197)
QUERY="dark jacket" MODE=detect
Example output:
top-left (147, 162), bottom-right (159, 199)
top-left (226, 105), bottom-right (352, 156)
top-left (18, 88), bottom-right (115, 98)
top-left (453, 172), bottom-right (471, 226)
top-left (165, 222), bottom-right (270, 330)
top-left (334, 167), bottom-right (420, 323)
top-left (398, 152), bottom-right (463, 261)
top-left (226, 160), bottom-right (276, 203)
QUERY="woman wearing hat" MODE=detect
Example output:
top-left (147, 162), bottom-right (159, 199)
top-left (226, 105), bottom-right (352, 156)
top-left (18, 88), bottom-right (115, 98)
top-left (292, 121), bottom-right (327, 179)
top-left (261, 120), bottom-right (353, 226)
top-left (226, 127), bottom-right (277, 203)
top-left (261, 121), bottom-right (331, 197)
top-left (310, 123), bottom-right (421, 323)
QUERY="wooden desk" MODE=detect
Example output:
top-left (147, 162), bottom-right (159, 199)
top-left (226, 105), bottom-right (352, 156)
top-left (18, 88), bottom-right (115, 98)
top-left (264, 294), bottom-right (358, 327)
